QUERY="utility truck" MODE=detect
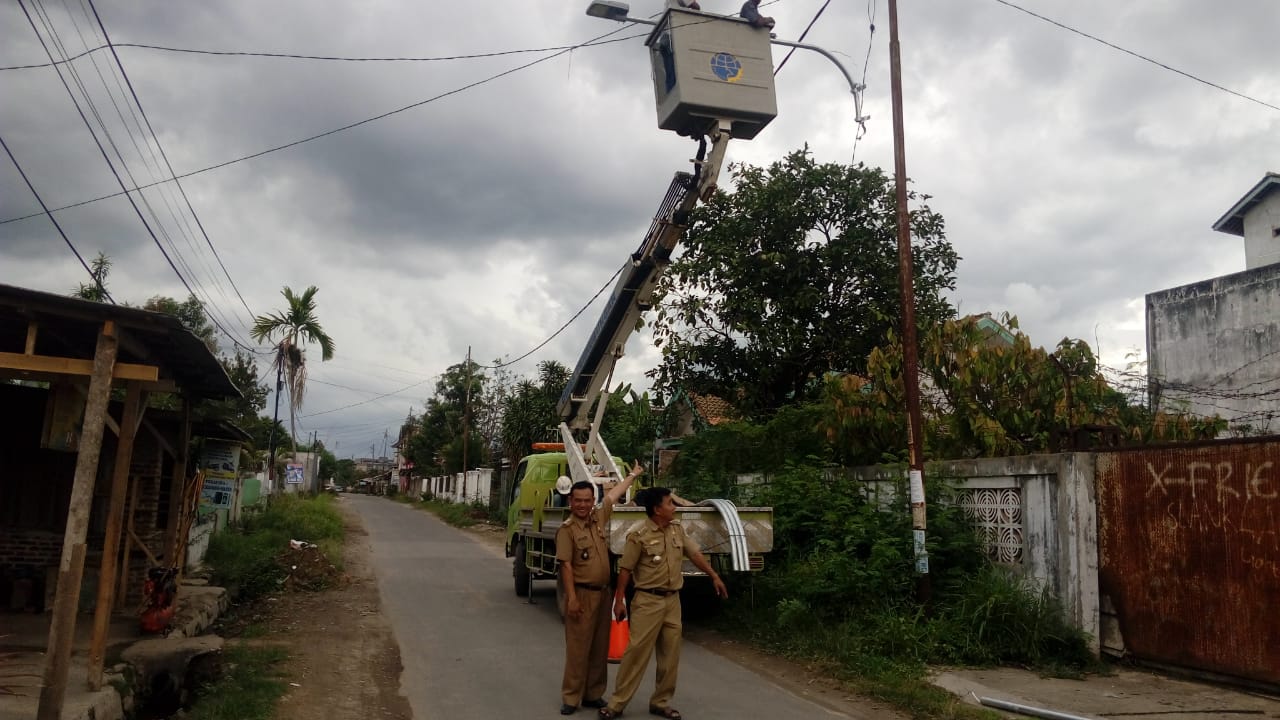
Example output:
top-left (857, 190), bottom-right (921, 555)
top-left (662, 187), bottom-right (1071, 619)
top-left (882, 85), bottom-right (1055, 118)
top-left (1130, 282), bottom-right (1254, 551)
top-left (504, 6), bottom-right (778, 607)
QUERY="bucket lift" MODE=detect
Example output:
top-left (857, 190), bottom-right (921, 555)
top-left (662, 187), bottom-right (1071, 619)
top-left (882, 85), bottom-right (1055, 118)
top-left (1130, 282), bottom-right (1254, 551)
top-left (555, 6), bottom-right (779, 570)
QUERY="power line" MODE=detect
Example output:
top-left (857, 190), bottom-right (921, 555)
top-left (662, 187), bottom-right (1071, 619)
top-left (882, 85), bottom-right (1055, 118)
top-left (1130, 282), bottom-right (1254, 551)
top-left (0, 36), bottom-right (649, 71)
top-left (0, 131), bottom-right (115, 304)
top-left (774, 0), bottom-right (831, 76)
top-left (18, 0), bottom-right (261, 355)
top-left (478, 264), bottom-right (625, 370)
top-left (84, 0), bottom-right (259, 325)
top-left (0, 25), bottom-right (645, 226)
top-left (301, 374), bottom-right (441, 419)
top-left (990, 0), bottom-right (1280, 114)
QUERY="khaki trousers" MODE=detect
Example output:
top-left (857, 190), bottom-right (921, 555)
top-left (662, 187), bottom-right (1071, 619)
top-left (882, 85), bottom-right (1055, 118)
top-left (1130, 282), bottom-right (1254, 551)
top-left (562, 586), bottom-right (612, 706)
top-left (607, 592), bottom-right (682, 713)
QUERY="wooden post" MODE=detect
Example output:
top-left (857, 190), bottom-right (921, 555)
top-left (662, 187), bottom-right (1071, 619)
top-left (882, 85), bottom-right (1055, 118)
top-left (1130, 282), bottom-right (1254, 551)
top-left (87, 381), bottom-right (144, 688)
top-left (37, 322), bottom-right (118, 720)
top-left (117, 473), bottom-right (139, 604)
top-left (162, 396), bottom-right (190, 568)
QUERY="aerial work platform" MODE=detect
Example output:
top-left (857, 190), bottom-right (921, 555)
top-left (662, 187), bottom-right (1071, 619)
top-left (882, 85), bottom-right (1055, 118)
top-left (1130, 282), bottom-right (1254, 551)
top-left (645, 8), bottom-right (778, 140)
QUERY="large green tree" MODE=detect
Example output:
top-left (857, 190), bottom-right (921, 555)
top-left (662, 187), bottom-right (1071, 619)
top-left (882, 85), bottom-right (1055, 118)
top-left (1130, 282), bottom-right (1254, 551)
top-left (407, 359), bottom-right (488, 475)
top-left (498, 360), bottom-right (569, 464)
top-left (650, 149), bottom-right (959, 416)
top-left (250, 286), bottom-right (336, 453)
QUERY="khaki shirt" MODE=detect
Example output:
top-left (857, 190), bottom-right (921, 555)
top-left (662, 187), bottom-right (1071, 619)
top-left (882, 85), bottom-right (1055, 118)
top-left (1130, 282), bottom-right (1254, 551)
top-left (555, 502), bottom-right (614, 587)
top-left (618, 519), bottom-right (700, 592)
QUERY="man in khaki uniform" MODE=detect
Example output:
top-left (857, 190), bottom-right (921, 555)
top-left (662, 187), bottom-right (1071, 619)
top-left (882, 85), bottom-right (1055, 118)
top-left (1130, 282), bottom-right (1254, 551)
top-left (599, 488), bottom-right (727, 720)
top-left (556, 465), bottom-right (643, 715)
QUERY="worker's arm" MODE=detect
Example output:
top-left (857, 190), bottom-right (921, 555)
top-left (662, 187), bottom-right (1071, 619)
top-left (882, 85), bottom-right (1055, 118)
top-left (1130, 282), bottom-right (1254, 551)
top-left (686, 547), bottom-right (728, 599)
top-left (604, 462), bottom-right (644, 507)
top-left (560, 561), bottom-right (583, 619)
top-left (612, 567), bottom-right (633, 619)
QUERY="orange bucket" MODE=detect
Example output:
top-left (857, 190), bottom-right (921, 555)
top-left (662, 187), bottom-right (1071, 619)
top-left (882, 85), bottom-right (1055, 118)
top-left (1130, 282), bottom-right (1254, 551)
top-left (608, 611), bottom-right (630, 664)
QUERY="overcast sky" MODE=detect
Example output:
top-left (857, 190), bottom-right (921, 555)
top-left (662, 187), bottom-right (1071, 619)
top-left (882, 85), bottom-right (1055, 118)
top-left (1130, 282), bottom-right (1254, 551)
top-left (2, 0), bottom-right (1277, 460)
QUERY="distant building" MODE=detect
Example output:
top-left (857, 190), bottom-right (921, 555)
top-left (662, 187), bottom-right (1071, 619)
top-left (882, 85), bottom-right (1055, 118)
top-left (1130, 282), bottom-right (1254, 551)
top-left (1146, 173), bottom-right (1280, 433)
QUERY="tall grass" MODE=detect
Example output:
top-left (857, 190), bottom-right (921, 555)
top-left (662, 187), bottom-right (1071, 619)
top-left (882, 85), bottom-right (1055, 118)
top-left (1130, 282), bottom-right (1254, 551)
top-left (205, 494), bottom-right (344, 599)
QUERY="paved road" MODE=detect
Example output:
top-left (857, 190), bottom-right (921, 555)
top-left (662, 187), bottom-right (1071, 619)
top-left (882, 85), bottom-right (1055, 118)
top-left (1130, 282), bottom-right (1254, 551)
top-left (346, 494), bottom-right (862, 720)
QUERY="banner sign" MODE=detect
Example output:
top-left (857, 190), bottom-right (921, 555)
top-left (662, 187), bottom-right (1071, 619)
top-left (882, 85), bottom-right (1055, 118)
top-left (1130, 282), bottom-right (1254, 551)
top-left (286, 462), bottom-right (305, 485)
top-left (200, 440), bottom-right (240, 508)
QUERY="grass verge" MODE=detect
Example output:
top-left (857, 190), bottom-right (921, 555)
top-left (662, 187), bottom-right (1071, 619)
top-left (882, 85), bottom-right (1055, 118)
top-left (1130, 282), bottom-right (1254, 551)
top-left (399, 495), bottom-right (493, 528)
top-left (205, 493), bottom-right (345, 600)
top-left (186, 643), bottom-right (288, 720)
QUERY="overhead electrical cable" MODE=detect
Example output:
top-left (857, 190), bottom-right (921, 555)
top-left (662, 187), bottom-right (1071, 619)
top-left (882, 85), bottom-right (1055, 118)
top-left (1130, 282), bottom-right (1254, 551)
top-left (478, 264), bottom-right (625, 370)
top-left (990, 0), bottom-right (1280, 113)
top-left (84, 0), bottom-right (260, 326)
top-left (0, 132), bottom-right (116, 304)
top-left (0, 25), bottom-right (650, 226)
top-left (774, 0), bottom-right (831, 75)
top-left (32, 0), bottom-right (249, 344)
top-left (0, 35), bottom-right (651, 71)
top-left (301, 374), bottom-right (441, 419)
top-left (18, 0), bottom-right (263, 355)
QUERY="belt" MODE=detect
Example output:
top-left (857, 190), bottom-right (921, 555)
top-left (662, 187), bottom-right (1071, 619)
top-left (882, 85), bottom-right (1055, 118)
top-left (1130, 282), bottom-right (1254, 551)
top-left (635, 587), bottom-right (678, 597)
top-left (574, 582), bottom-right (609, 591)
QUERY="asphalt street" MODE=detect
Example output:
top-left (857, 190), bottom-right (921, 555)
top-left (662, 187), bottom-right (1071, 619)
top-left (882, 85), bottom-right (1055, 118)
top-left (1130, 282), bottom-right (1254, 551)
top-left (345, 494), bottom-right (861, 720)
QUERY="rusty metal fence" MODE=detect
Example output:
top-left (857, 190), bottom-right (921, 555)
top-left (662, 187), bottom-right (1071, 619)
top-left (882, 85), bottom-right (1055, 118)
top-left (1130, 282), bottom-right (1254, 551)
top-left (1096, 439), bottom-right (1280, 685)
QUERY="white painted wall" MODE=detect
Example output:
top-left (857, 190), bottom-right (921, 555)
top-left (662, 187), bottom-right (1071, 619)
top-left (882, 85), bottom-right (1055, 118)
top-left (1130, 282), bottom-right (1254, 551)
top-left (1243, 191), bottom-right (1280, 270)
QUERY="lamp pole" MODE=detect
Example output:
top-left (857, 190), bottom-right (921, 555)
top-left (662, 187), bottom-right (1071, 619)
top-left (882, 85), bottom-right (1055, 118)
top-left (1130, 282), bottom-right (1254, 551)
top-left (887, 0), bottom-right (930, 603)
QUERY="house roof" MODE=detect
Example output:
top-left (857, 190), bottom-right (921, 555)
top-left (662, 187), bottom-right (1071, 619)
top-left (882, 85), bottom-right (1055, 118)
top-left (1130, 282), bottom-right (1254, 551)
top-left (0, 283), bottom-right (240, 399)
top-left (1212, 172), bottom-right (1280, 237)
top-left (689, 392), bottom-right (736, 426)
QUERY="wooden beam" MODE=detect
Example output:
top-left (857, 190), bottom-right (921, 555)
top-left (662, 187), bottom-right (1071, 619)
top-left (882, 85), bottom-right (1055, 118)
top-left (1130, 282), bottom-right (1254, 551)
top-left (143, 418), bottom-right (178, 459)
top-left (88, 381), bottom-right (144, 689)
top-left (25, 321), bottom-right (37, 354)
top-left (0, 350), bottom-right (158, 381)
top-left (37, 322), bottom-right (117, 720)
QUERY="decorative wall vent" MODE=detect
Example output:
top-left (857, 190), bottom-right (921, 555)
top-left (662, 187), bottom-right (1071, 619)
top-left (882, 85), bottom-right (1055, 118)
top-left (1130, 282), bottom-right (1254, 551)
top-left (957, 487), bottom-right (1024, 564)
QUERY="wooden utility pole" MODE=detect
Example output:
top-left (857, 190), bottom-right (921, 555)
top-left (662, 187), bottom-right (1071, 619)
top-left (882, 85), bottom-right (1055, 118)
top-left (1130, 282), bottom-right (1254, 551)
top-left (87, 381), bottom-right (145, 689)
top-left (887, 0), bottom-right (930, 602)
top-left (38, 322), bottom-right (118, 720)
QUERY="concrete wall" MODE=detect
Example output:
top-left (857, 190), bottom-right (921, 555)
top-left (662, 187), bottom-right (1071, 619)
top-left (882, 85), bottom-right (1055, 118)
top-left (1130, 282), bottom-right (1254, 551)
top-left (1146, 262), bottom-right (1280, 433)
top-left (846, 453), bottom-right (1101, 654)
top-left (424, 469), bottom-right (493, 505)
top-left (1243, 191), bottom-right (1280, 270)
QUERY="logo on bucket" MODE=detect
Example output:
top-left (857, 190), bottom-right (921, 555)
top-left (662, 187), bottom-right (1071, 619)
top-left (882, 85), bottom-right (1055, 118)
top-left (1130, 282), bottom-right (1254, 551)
top-left (709, 52), bottom-right (743, 82)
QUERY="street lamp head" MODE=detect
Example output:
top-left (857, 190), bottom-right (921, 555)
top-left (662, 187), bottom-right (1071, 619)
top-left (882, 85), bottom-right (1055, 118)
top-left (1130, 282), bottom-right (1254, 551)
top-left (586, 0), bottom-right (631, 21)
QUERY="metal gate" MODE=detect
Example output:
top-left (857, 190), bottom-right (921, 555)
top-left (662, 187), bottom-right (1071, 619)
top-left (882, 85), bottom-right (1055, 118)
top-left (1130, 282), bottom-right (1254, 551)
top-left (1096, 439), bottom-right (1280, 685)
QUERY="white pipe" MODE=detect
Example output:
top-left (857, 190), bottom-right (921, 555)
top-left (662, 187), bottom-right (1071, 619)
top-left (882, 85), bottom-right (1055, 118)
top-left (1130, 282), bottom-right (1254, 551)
top-left (978, 695), bottom-right (1095, 720)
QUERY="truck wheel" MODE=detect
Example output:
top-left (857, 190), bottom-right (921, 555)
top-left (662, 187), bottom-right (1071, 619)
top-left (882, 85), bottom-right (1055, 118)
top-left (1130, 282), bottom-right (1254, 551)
top-left (514, 540), bottom-right (530, 597)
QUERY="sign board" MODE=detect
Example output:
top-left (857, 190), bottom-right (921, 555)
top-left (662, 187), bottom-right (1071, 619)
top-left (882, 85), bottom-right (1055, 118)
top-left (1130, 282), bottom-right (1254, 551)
top-left (200, 440), bottom-right (240, 509)
top-left (286, 463), bottom-right (305, 485)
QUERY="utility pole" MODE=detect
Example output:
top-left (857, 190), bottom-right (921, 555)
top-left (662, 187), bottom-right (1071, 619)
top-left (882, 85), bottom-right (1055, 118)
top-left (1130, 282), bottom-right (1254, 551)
top-left (887, 0), bottom-right (930, 603)
top-left (462, 346), bottom-right (472, 474)
top-left (267, 348), bottom-right (284, 494)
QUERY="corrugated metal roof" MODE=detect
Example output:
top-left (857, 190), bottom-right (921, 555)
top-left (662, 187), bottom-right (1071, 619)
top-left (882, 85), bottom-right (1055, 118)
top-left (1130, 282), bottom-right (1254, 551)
top-left (0, 283), bottom-right (240, 399)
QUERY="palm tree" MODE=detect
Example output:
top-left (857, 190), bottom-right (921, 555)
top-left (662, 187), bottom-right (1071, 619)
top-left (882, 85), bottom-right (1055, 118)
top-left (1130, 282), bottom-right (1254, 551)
top-left (250, 286), bottom-right (335, 481)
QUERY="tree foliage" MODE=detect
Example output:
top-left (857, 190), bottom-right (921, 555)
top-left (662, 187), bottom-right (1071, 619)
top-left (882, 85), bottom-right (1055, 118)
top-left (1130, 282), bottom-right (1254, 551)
top-left (598, 384), bottom-right (662, 466)
top-left (497, 360), bottom-right (569, 465)
top-left (650, 149), bottom-right (959, 416)
top-left (71, 252), bottom-right (112, 302)
top-left (407, 359), bottom-right (489, 475)
top-left (145, 294), bottom-right (217, 352)
top-left (822, 314), bottom-right (1226, 463)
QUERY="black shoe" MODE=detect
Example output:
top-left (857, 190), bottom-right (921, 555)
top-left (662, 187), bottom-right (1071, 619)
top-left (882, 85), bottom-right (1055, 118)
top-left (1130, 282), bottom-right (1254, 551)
top-left (583, 698), bottom-right (607, 709)
top-left (561, 704), bottom-right (578, 715)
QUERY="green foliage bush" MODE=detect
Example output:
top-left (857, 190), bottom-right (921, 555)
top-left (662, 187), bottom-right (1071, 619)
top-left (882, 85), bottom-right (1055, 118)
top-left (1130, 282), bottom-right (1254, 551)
top-left (699, 456), bottom-right (1093, 675)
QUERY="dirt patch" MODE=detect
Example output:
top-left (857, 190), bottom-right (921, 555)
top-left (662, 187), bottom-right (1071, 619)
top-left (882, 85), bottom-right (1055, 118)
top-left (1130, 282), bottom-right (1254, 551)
top-left (219, 503), bottom-right (411, 720)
